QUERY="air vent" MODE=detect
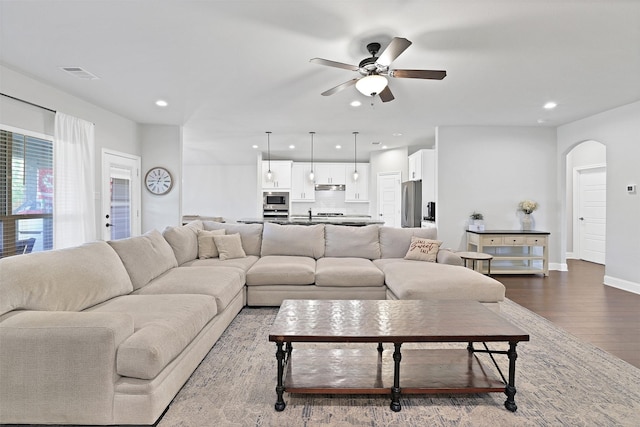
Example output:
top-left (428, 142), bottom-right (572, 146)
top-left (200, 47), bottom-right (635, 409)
top-left (60, 67), bottom-right (100, 80)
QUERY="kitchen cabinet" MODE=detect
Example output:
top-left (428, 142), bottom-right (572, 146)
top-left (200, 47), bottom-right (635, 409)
top-left (466, 230), bottom-right (550, 276)
top-left (345, 163), bottom-right (369, 202)
top-left (314, 163), bottom-right (346, 185)
top-left (408, 151), bottom-right (422, 181)
top-left (291, 163), bottom-right (315, 201)
top-left (408, 149), bottom-right (435, 203)
top-left (261, 160), bottom-right (292, 189)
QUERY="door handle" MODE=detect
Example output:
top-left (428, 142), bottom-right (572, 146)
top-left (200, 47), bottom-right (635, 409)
top-left (579, 217), bottom-right (585, 221)
top-left (105, 223), bottom-right (113, 228)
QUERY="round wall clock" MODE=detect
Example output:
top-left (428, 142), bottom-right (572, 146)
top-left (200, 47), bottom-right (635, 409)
top-left (145, 167), bottom-right (173, 195)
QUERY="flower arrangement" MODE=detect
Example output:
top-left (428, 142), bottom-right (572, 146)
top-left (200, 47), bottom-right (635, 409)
top-left (518, 200), bottom-right (538, 214)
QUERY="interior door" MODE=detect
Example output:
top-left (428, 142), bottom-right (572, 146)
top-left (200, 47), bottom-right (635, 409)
top-left (578, 167), bottom-right (606, 264)
top-left (102, 150), bottom-right (141, 241)
top-left (377, 172), bottom-right (401, 227)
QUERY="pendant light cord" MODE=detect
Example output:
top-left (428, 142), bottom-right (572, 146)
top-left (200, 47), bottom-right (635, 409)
top-left (266, 131), bottom-right (272, 170)
top-left (353, 131), bottom-right (358, 173)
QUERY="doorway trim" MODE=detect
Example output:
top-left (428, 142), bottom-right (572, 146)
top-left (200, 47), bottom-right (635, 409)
top-left (377, 171), bottom-right (402, 227)
top-left (571, 163), bottom-right (606, 262)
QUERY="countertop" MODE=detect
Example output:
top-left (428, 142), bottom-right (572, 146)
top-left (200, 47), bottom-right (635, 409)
top-left (238, 217), bottom-right (384, 226)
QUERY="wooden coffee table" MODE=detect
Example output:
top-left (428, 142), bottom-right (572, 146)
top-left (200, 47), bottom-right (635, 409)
top-left (269, 299), bottom-right (529, 412)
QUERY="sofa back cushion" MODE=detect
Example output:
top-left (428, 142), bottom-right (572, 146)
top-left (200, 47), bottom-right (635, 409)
top-left (202, 221), bottom-right (263, 256)
top-left (0, 241), bottom-right (133, 316)
top-left (261, 222), bottom-right (325, 259)
top-left (324, 224), bottom-right (381, 259)
top-left (162, 220), bottom-right (203, 265)
top-left (379, 226), bottom-right (438, 258)
top-left (108, 229), bottom-right (178, 290)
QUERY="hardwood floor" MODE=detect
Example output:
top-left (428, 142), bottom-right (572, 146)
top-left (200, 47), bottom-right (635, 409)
top-left (499, 259), bottom-right (640, 369)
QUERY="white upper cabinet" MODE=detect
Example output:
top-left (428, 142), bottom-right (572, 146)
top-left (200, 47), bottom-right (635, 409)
top-left (408, 151), bottom-right (423, 181)
top-left (314, 163), bottom-right (346, 185)
top-left (345, 163), bottom-right (369, 202)
top-left (291, 163), bottom-right (315, 201)
top-left (261, 160), bottom-right (292, 189)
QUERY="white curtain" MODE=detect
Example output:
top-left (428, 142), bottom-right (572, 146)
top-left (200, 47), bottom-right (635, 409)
top-left (54, 112), bottom-right (96, 249)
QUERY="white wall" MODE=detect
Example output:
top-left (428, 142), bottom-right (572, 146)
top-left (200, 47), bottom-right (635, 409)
top-left (0, 65), bottom-right (140, 240)
top-left (558, 100), bottom-right (640, 294)
top-left (141, 124), bottom-right (182, 231)
top-left (436, 126), bottom-right (559, 265)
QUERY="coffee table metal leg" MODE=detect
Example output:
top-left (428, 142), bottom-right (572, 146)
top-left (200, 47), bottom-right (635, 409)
top-left (274, 342), bottom-right (286, 411)
top-left (377, 342), bottom-right (383, 353)
top-left (504, 342), bottom-right (519, 412)
top-left (390, 343), bottom-right (402, 412)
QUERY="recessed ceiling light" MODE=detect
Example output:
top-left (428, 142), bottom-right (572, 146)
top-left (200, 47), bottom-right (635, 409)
top-left (289, 145), bottom-right (295, 149)
top-left (155, 100), bottom-right (168, 107)
top-left (392, 132), bottom-right (403, 137)
top-left (350, 100), bottom-right (362, 107)
top-left (336, 145), bottom-right (342, 149)
top-left (252, 145), bottom-right (259, 149)
top-left (537, 119), bottom-right (546, 124)
top-left (372, 141), bottom-right (380, 145)
top-left (382, 145), bottom-right (388, 149)
top-left (543, 101), bottom-right (557, 110)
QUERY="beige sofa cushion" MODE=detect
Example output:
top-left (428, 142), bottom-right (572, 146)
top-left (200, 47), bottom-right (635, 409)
top-left (162, 220), bottom-right (203, 265)
top-left (246, 256), bottom-right (316, 286)
top-left (202, 221), bottom-right (263, 256)
top-left (261, 222), bottom-right (325, 259)
top-left (88, 294), bottom-right (217, 380)
top-left (315, 258), bottom-right (385, 287)
top-left (0, 241), bottom-right (133, 316)
top-left (181, 255), bottom-right (260, 273)
top-left (213, 234), bottom-right (247, 260)
top-left (133, 266), bottom-right (245, 312)
top-left (108, 230), bottom-right (178, 290)
top-left (374, 259), bottom-right (505, 303)
top-left (379, 226), bottom-right (438, 258)
top-left (197, 229), bottom-right (225, 259)
top-left (324, 224), bottom-right (381, 259)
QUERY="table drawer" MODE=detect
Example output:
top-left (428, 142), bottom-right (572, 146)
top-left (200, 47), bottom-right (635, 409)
top-left (503, 236), bottom-right (526, 245)
top-left (481, 236), bottom-right (503, 245)
top-left (526, 236), bottom-right (547, 245)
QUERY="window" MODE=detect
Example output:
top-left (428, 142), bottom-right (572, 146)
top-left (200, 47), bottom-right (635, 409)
top-left (0, 128), bottom-right (54, 257)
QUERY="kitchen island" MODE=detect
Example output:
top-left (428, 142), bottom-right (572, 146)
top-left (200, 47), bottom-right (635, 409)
top-left (238, 216), bottom-right (384, 226)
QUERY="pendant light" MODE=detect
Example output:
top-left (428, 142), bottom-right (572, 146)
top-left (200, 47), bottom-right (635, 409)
top-left (265, 131), bottom-right (273, 182)
top-left (308, 131), bottom-right (315, 181)
top-left (352, 131), bottom-right (359, 181)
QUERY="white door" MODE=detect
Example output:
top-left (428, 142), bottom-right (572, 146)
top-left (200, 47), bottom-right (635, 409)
top-left (102, 150), bottom-right (141, 241)
top-left (377, 172), bottom-right (401, 227)
top-left (577, 167), bottom-right (606, 264)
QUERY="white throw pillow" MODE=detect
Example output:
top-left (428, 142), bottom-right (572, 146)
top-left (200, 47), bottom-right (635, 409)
top-left (213, 233), bottom-right (247, 260)
top-left (197, 229), bottom-right (225, 259)
top-left (404, 237), bottom-right (442, 262)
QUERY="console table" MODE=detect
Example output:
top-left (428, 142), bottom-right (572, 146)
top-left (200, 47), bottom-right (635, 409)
top-left (466, 230), bottom-right (549, 276)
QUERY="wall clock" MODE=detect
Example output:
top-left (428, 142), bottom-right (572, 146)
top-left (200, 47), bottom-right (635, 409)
top-left (145, 167), bottom-right (173, 195)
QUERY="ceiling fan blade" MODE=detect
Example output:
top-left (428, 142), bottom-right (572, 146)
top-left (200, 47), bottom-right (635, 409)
top-left (376, 37), bottom-right (412, 67)
top-left (379, 86), bottom-right (395, 103)
top-left (390, 69), bottom-right (447, 80)
top-left (310, 58), bottom-right (359, 71)
top-left (321, 78), bottom-right (358, 96)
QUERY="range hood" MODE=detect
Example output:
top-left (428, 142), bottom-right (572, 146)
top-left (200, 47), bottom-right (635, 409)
top-left (315, 184), bottom-right (346, 191)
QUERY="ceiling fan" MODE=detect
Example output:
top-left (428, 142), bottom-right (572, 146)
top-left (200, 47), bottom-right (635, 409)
top-left (310, 37), bottom-right (446, 102)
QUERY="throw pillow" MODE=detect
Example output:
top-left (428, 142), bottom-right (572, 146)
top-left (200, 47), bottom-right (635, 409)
top-left (404, 237), bottom-right (442, 262)
top-left (197, 229), bottom-right (225, 259)
top-left (213, 233), bottom-right (247, 260)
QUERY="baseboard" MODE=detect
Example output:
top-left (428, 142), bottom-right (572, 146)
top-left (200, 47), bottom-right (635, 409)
top-left (604, 275), bottom-right (640, 295)
top-left (550, 262), bottom-right (568, 272)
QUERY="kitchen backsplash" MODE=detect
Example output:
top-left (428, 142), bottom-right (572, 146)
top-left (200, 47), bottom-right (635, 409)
top-left (290, 191), bottom-right (371, 216)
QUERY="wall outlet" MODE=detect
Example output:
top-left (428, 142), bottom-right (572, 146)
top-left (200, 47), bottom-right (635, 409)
top-left (627, 184), bottom-right (636, 194)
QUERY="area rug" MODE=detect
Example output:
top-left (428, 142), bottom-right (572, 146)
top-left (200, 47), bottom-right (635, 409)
top-left (158, 299), bottom-right (640, 426)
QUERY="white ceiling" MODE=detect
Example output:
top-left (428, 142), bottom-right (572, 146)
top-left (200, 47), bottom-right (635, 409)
top-left (1, 0), bottom-right (639, 165)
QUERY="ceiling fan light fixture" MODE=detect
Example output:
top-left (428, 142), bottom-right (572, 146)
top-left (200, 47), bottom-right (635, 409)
top-left (356, 75), bottom-right (388, 97)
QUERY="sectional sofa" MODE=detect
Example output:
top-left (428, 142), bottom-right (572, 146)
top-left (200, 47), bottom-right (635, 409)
top-left (0, 220), bottom-right (505, 425)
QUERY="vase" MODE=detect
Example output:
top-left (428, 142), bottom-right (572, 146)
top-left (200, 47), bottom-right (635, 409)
top-left (521, 213), bottom-right (533, 231)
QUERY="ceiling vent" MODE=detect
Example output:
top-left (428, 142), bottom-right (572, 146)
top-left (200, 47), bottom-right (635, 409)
top-left (60, 67), bottom-right (100, 80)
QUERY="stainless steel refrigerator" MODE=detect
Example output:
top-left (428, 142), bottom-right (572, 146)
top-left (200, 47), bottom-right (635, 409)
top-left (401, 180), bottom-right (422, 227)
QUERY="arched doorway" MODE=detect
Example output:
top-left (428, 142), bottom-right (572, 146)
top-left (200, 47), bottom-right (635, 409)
top-left (565, 140), bottom-right (606, 264)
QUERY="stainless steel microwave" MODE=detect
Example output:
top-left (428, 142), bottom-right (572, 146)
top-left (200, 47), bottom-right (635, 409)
top-left (263, 191), bottom-right (289, 209)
